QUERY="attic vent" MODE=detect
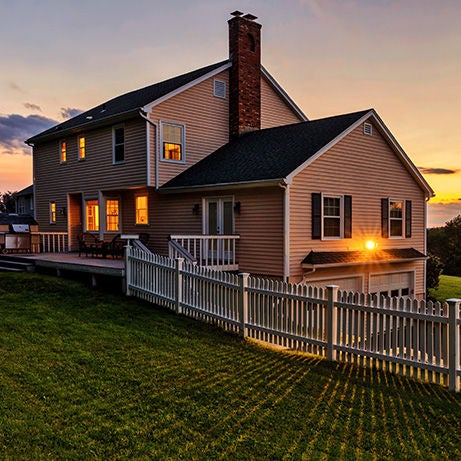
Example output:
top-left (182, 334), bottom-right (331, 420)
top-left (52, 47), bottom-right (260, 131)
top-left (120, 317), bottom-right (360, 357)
top-left (214, 79), bottom-right (226, 99)
top-left (363, 122), bottom-right (373, 136)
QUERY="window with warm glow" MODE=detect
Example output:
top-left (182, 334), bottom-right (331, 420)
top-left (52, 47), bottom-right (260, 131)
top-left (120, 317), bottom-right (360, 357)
top-left (60, 140), bottom-right (67, 163)
top-left (162, 123), bottom-right (184, 161)
top-left (50, 202), bottom-right (56, 224)
top-left (323, 196), bottom-right (341, 238)
top-left (135, 195), bottom-right (148, 225)
top-left (106, 199), bottom-right (119, 232)
top-left (78, 136), bottom-right (86, 160)
top-left (389, 200), bottom-right (403, 237)
top-left (85, 200), bottom-right (99, 231)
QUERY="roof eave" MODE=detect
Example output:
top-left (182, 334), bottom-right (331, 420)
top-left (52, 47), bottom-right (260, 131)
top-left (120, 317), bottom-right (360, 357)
top-left (302, 256), bottom-right (427, 269)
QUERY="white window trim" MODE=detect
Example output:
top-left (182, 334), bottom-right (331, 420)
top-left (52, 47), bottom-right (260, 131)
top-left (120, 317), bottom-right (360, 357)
top-left (160, 120), bottom-right (186, 164)
top-left (105, 196), bottom-right (121, 233)
top-left (78, 135), bottom-right (86, 161)
top-left (84, 198), bottom-right (99, 232)
top-left (112, 124), bottom-right (125, 164)
top-left (321, 193), bottom-right (344, 240)
top-left (59, 139), bottom-right (67, 164)
top-left (388, 198), bottom-right (405, 239)
top-left (135, 193), bottom-right (149, 226)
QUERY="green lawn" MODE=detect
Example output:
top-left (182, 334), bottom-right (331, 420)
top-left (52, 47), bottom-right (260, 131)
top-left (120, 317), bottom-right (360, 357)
top-left (1, 273), bottom-right (460, 460)
top-left (429, 274), bottom-right (461, 302)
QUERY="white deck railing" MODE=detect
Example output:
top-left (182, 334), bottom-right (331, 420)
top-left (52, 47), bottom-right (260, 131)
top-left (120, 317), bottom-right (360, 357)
top-left (126, 247), bottom-right (461, 392)
top-left (169, 234), bottom-right (240, 270)
top-left (33, 232), bottom-right (69, 253)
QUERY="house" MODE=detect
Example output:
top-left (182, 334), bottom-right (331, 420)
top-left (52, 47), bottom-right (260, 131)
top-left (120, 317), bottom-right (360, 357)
top-left (15, 185), bottom-right (34, 216)
top-left (27, 11), bottom-right (433, 298)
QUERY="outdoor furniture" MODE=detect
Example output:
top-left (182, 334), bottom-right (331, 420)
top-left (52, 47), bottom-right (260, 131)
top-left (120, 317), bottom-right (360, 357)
top-left (77, 232), bottom-right (103, 257)
top-left (109, 234), bottom-right (124, 259)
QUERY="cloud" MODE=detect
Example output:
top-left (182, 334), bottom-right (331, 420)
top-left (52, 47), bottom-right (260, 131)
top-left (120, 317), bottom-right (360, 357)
top-left (0, 113), bottom-right (57, 155)
top-left (9, 82), bottom-right (24, 93)
top-left (428, 201), bottom-right (461, 228)
top-left (60, 107), bottom-right (83, 119)
top-left (419, 167), bottom-right (458, 175)
top-left (23, 102), bottom-right (42, 112)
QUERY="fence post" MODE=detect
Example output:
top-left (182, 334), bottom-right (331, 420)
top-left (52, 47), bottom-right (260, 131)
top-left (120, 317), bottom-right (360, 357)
top-left (326, 285), bottom-right (339, 362)
top-left (176, 258), bottom-right (184, 315)
top-left (239, 273), bottom-right (250, 338)
top-left (447, 298), bottom-right (461, 392)
top-left (125, 244), bottom-right (132, 296)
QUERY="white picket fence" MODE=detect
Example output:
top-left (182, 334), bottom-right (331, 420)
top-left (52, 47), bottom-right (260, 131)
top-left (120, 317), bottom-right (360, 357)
top-left (125, 246), bottom-right (461, 392)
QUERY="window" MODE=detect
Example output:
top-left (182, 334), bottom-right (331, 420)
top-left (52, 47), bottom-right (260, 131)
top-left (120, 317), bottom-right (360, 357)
top-left (78, 136), bottom-right (86, 160)
top-left (381, 199), bottom-right (412, 238)
top-left (60, 140), bottom-right (67, 163)
top-left (312, 193), bottom-right (352, 240)
top-left (85, 200), bottom-right (99, 231)
top-left (106, 199), bottom-right (119, 232)
top-left (161, 122), bottom-right (184, 162)
top-left (50, 201), bottom-right (56, 224)
top-left (113, 126), bottom-right (125, 163)
top-left (135, 195), bottom-right (148, 225)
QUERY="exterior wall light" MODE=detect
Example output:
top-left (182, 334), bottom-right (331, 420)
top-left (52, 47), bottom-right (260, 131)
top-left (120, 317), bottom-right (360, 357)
top-left (365, 240), bottom-right (377, 250)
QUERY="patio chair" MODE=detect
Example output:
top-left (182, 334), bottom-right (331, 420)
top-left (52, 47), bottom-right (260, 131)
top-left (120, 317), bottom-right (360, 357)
top-left (109, 233), bottom-right (124, 259)
top-left (77, 232), bottom-right (98, 257)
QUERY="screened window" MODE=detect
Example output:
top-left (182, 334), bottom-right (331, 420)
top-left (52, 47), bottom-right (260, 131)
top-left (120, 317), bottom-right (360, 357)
top-left (135, 195), bottom-right (148, 225)
top-left (60, 140), bottom-right (67, 163)
top-left (323, 196), bottom-right (341, 238)
top-left (78, 136), bottom-right (86, 160)
top-left (50, 202), bottom-right (56, 224)
top-left (113, 126), bottom-right (125, 163)
top-left (162, 123), bottom-right (184, 161)
top-left (85, 200), bottom-right (99, 231)
top-left (106, 199), bottom-right (119, 232)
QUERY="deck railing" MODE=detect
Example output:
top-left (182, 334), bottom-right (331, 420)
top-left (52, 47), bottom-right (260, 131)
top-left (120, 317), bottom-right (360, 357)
top-left (33, 232), bottom-right (69, 253)
top-left (169, 234), bottom-right (240, 270)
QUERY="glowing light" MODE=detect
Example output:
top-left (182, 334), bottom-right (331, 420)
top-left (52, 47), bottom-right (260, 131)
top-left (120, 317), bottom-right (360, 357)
top-left (365, 240), bottom-right (377, 250)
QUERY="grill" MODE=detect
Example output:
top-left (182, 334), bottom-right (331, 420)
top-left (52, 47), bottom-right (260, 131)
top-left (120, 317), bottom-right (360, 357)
top-left (0, 214), bottom-right (38, 253)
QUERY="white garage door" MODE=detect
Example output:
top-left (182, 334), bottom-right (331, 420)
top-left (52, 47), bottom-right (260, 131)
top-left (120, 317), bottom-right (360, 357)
top-left (304, 276), bottom-right (362, 293)
top-left (369, 272), bottom-right (413, 298)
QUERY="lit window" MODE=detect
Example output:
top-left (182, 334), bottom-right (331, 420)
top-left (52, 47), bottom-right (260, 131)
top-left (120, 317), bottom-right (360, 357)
top-left (50, 202), bottom-right (56, 224)
top-left (162, 123), bottom-right (184, 161)
top-left (85, 200), bottom-right (99, 231)
top-left (113, 126), bottom-right (125, 163)
top-left (106, 199), bottom-right (119, 232)
top-left (389, 200), bottom-right (403, 237)
top-left (78, 136), bottom-right (86, 160)
top-left (60, 140), bottom-right (67, 163)
top-left (135, 195), bottom-right (148, 225)
top-left (323, 196), bottom-right (341, 238)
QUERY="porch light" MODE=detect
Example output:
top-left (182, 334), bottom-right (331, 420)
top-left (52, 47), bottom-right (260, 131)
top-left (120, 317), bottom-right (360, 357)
top-left (192, 204), bottom-right (200, 215)
top-left (365, 240), bottom-right (377, 250)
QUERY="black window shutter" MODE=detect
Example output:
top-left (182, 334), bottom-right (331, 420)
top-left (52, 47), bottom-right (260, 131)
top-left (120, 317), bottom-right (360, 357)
top-left (312, 193), bottom-right (321, 239)
top-left (405, 200), bottom-right (412, 238)
top-left (344, 195), bottom-right (352, 238)
top-left (381, 198), bottom-right (389, 238)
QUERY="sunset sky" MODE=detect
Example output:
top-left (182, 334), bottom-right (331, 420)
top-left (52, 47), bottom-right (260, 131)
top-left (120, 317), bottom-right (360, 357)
top-left (1, 0), bottom-right (460, 227)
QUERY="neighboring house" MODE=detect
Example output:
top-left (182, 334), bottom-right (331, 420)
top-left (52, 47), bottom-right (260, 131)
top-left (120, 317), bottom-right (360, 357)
top-left (15, 185), bottom-right (34, 216)
top-left (27, 11), bottom-right (433, 298)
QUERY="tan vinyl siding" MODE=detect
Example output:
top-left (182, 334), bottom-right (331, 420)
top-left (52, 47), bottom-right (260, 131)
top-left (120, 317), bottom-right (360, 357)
top-left (261, 76), bottom-right (304, 128)
top-left (153, 71), bottom-right (229, 186)
top-left (289, 120), bottom-right (427, 296)
top-left (34, 117), bottom-right (146, 232)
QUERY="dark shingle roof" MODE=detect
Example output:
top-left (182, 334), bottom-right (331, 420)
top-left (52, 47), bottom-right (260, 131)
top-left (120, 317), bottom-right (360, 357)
top-left (161, 109), bottom-right (371, 189)
top-left (302, 248), bottom-right (427, 266)
top-left (27, 60), bottom-right (229, 144)
top-left (0, 213), bottom-right (37, 226)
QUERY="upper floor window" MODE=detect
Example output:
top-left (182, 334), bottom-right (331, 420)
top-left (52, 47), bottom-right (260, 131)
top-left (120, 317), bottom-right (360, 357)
top-left (78, 136), bottom-right (86, 160)
top-left (161, 122), bottom-right (184, 162)
top-left (50, 201), bottom-right (56, 224)
top-left (113, 126), bottom-right (125, 163)
top-left (106, 199), bottom-right (119, 232)
top-left (85, 199), bottom-right (99, 231)
top-left (60, 140), bottom-right (67, 163)
top-left (381, 198), bottom-right (412, 239)
top-left (135, 195), bottom-right (148, 225)
top-left (312, 193), bottom-right (352, 240)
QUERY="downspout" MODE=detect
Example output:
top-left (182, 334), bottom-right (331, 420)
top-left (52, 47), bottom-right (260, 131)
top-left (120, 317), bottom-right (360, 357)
top-left (279, 179), bottom-right (291, 282)
top-left (139, 109), bottom-right (158, 188)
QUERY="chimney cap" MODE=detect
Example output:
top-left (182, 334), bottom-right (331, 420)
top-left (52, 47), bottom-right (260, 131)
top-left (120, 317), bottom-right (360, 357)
top-left (230, 10), bottom-right (243, 17)
top-left (243, 13), bottom-right (258, 20)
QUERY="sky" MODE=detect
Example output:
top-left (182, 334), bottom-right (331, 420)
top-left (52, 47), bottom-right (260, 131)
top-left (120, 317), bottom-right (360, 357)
top-left (0, 0), bottom-right (460, 227)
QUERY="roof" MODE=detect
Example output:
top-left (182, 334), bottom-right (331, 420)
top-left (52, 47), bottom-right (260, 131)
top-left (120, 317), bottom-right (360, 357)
top-left (26, 60), bottom-right (229, 144)
top-left (15, 185), bottom-right (33, 196)
top-left (161, 109), bottom-right (371, 190)
top-left (302, 248), bottom-right (427, 267)
top-left (0, 213), bottom-right (37, 226)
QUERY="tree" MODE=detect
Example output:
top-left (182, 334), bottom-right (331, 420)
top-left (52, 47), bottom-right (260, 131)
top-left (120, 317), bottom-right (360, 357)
top-left (426, 252), bottom-right (444, 300)
top-left (0, 191), bottom-right (17, 213)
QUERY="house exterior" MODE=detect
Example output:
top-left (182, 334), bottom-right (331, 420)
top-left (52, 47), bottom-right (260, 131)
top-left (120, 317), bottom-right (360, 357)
top-left (15, 185), bottom-right (34, 216)
top-left (27, 11), bottom-right (433, 298)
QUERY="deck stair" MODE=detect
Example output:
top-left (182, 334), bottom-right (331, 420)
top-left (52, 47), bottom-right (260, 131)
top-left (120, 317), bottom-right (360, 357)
top-left (0, 255), bottom-right (36, 273)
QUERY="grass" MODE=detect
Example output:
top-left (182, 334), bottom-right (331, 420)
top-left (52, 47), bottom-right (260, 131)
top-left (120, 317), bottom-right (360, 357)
top-left (1, 273), bottom-right (460, 460)
top-left (429, 274), bottom-right (461, 302)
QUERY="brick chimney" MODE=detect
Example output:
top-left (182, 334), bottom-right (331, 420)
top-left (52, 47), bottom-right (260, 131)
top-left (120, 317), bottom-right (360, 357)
top-left (228, 11), bottom-right (262, 140)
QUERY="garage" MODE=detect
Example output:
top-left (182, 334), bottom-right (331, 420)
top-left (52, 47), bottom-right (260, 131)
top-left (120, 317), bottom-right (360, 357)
top-left (304, 276), bottom-right (363, 293)
top-left (369, 271), bottom-right (414, 298)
